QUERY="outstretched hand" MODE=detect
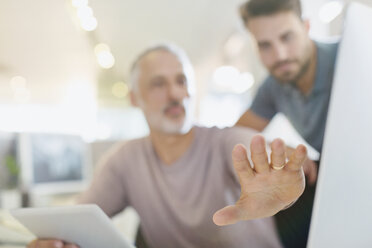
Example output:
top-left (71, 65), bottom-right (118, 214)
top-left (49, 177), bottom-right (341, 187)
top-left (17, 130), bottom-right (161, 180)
top-left (213, 135), bottom-right (307, 226)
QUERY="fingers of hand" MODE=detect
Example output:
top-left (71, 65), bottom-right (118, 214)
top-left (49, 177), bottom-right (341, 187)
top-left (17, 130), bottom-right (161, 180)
top-left (303, 159), bottom-right (318, 184)
top-left (286, 144), bottom-right (307, 171)
top-left (232, 144), bottom-right (254, 182)
top-left (28, 240), bottom-right (62, 248)
top-left (270, 138), bottom-right (286, 170)
top-left (250, 135), bottom-right (270, 173)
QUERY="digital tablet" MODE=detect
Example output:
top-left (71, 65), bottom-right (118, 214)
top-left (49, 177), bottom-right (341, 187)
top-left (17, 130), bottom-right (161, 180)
top-left (10, 204), bottom-right (136, 248)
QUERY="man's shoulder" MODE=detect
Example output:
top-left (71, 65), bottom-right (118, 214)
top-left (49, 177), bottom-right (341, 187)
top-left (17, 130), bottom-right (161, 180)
top-left (195, 125), bottom-right (257, 140)
top-left (194, 125), bottom-right (248, 133)
top-left (315, 39), bottom-right (340, 49)
top-left (315, 39), bottom-right (340, 59)
top-left (100, 136), bottom-right (149, 163)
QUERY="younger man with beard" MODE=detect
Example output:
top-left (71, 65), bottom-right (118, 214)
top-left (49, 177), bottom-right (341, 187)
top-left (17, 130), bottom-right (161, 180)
top-left (237, 0), bottom-right (339, 247)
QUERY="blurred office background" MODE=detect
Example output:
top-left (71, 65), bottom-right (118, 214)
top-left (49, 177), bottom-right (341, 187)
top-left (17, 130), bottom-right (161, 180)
top-left (0, 0), bottom-right (371, 245)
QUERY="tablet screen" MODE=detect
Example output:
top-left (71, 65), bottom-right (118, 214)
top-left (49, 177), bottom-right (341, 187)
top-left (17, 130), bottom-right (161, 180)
top-left (10, 204), bottom-right (135, 248)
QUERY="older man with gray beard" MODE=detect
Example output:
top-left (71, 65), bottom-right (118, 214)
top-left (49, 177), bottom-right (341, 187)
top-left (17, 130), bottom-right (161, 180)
top-left (28, 44), bottom-right (307, 248)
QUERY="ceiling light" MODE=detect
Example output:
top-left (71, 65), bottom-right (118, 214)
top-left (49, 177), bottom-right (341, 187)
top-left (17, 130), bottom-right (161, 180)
top-left (224, 33), bottom-right (246, 57)
top-left (10, 76), bottom-right (27, 91)
top-left (77, 6), bottom-right (93, 20)
top-left (212, 66), bottom-right (240, 87)
top-left (80, 16), bottom-right (97, 31)
top-left (96, 50), bottom-right (115, 69)
top-left (112, 82), bottom-right (129, 98)
top-left (94, 43), bottom-right (110, 55)
top-left (232, 72), bottom-right (254, 94)
top-left (211, 66), bottom-right (254, 94)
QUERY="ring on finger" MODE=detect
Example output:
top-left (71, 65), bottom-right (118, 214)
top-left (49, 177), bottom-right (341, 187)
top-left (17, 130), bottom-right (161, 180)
top-left (272, 163), bottom-right (285, 170)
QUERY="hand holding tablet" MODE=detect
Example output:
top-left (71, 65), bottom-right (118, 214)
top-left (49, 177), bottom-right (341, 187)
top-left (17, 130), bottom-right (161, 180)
top-left (10, 204), bottom-right (135, 248)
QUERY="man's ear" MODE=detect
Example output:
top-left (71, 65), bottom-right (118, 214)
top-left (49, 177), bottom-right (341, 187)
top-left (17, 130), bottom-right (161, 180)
top-left (130, 91), bottom-right (138, 107)
top-left (303, 18), bottom-right (310, 33)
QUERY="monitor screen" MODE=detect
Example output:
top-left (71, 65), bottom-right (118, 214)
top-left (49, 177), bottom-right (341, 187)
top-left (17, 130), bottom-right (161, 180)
top-left (19, 133), bottom-right (90, 195)
top-left (30, 134), bottom-right (84, 184)
top-left (307, 2), bottom-right (372, 247)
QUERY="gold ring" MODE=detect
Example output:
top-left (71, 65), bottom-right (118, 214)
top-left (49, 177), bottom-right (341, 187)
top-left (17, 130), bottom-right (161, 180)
top-left (272, 163), bottom-right (285, 170)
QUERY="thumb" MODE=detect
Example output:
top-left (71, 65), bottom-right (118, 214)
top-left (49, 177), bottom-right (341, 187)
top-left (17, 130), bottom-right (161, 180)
top-left (213, 205), bottom-right (241, 226)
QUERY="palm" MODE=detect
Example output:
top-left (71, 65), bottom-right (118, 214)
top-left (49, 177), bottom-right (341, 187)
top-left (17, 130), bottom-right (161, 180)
top-left (213, 135), bottom-right (306, 226)
top-left (236, 166), bottom-right (305, 219)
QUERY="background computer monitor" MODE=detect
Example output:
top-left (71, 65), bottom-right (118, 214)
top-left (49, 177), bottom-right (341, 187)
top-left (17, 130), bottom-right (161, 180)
top-left (307, 2), bottom-right (372, 247)
top-left (19, 133), bottom-right (91, 196)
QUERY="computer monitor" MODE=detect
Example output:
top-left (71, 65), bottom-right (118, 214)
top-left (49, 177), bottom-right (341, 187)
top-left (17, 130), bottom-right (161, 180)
top-left (18, 133), bottom-right (91, 196)
top-left (307, 2), bottom-right (372, 247)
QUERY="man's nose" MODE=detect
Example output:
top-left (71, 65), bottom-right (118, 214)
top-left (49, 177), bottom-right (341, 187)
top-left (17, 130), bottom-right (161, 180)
top-left (168, 83), bottom-right (187, 100)
top-left (273, 44), bottom-right (288, 61)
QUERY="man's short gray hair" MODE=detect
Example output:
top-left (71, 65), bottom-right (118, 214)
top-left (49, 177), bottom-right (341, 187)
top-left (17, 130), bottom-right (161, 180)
top-left (129, 43), bottom-right (195, 94)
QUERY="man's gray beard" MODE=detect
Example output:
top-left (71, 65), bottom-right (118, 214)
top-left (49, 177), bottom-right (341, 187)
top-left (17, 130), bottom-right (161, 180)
top-left (145, 111), bottom-right (193, 135)
top-left (160, 119), bottom-right (187, 134)
top-left (160, 110), bottom-right (193, 135)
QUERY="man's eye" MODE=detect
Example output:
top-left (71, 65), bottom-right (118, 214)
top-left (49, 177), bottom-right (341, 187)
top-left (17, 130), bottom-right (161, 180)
top-left (177, 77), bottom-right (187, 86)
top-left (282, 33), bottom-right (293, 42)
top-left (259, 43), bottom-right (270, 51)
top-left (152, 81), bottom-right (165, 87)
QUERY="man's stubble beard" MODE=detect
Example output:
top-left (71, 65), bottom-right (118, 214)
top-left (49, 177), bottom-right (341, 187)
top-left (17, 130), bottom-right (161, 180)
top-left (271, 43), bottom-right (313, 85)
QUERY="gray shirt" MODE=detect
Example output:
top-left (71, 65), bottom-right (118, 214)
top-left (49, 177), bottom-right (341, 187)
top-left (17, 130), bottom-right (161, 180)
top-left (78, 126), bottom-right (282, 248)
top-left (250, 41), bottom-right (339, 152)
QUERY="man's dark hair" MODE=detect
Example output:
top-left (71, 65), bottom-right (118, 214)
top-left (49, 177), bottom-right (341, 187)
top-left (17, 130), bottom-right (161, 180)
top-left (240, 0), bottom-right (302, 25)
